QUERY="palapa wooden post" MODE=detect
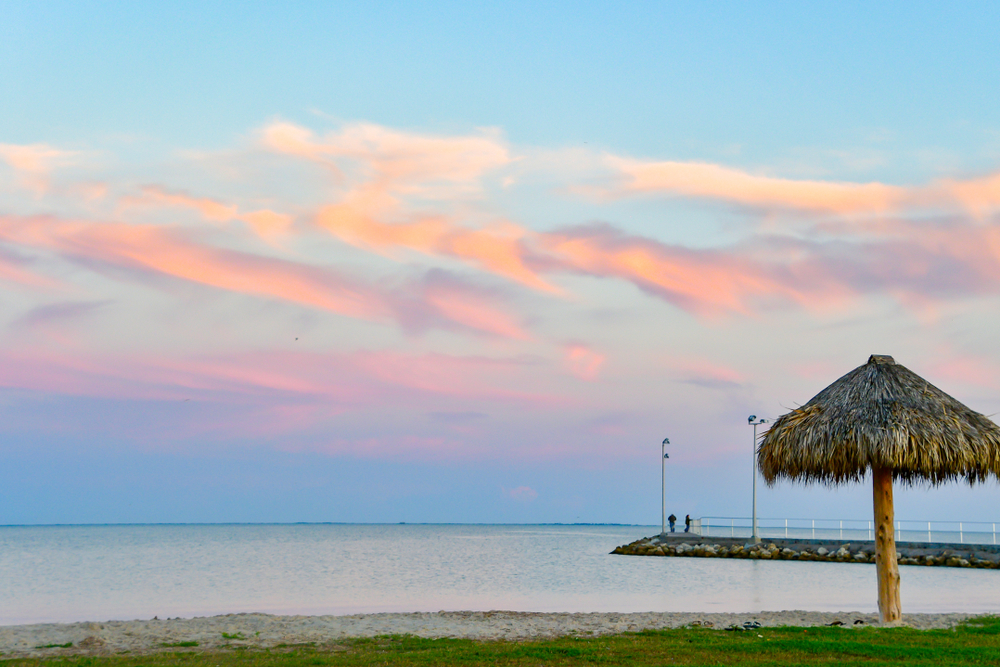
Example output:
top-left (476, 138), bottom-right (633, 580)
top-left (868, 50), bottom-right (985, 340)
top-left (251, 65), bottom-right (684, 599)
top-left (872, 466), bottom-right (901, 624)
top-left (758, 354), bottom-right (1000, 623)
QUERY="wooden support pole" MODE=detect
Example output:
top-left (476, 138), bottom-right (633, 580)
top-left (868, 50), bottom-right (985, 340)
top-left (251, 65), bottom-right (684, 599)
top-left (873, 466), bottom-right (901, 624)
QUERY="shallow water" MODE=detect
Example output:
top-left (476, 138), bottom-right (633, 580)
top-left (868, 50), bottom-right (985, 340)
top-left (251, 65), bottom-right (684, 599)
top-left (2, 523), bottom-right (998, 625)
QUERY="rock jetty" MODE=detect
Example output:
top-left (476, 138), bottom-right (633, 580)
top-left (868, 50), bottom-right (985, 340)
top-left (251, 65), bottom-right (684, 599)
top-left (612, 536), bottom-right (1000, 568)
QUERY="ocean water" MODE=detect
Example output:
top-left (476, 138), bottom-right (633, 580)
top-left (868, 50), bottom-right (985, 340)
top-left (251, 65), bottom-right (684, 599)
top-left (2, 523), bottom-right (999, 626)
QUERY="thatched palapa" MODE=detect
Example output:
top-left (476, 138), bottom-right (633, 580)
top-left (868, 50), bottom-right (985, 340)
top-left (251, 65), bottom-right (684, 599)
top-left (759, 354), bottom-right (1000, 486)
top-left (757, 354), bottom-right (1000, 624)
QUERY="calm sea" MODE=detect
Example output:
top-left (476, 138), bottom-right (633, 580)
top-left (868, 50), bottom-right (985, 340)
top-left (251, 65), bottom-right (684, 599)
top-left (2, 523), bottom-right (999, 626)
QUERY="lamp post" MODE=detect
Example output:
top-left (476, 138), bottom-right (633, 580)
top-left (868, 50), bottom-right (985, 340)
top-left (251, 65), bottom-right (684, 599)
top-left (748, 416), bottom-right (768, 543)
top-left (661, 437), bottom-right (670, 535)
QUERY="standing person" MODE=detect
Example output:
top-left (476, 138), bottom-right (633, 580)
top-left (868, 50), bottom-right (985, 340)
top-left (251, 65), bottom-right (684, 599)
top-left (668, 514), bottom-right (677, 532)
top-left (684, 515), bottom-right (692, 533)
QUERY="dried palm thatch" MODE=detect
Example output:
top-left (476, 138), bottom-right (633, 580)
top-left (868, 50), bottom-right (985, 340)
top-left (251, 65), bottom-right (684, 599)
top-left (757, 353), bottom-right (1000, 624)
top-left (758, 355), bottom-right (1000, 486)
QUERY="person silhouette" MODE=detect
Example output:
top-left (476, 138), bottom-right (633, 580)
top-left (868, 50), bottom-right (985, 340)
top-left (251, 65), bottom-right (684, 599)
top-left (668, 514), bottom-right (677, 532)
top-left (684, 514), bottom-right (692, 533)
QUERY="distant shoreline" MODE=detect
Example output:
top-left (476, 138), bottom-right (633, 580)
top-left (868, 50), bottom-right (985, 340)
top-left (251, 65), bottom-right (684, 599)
top-left (0, 522), bottom-right (652, 528)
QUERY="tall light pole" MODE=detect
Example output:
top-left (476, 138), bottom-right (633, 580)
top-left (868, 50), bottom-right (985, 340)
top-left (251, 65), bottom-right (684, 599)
top-left (748, 416), bottom-right (768, 543)
top-left (661, 437), bottom-right (670, 535)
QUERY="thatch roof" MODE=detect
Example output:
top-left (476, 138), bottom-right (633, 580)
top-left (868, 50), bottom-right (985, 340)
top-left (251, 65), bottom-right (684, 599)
top-left (758, 355), bottom-right (1000, 486)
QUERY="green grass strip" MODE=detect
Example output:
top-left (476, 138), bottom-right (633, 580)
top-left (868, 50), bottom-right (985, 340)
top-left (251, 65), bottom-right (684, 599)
top-left (7, 616), bottom-right (1000, 666)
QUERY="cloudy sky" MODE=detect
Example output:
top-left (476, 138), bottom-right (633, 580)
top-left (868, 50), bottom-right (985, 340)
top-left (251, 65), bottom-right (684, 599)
top-left (3, 1), bottom-right (1000, 525)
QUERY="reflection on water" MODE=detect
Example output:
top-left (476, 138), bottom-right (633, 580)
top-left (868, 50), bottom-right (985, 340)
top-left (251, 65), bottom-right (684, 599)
top-left (1, 524), bottom-right (998, 625)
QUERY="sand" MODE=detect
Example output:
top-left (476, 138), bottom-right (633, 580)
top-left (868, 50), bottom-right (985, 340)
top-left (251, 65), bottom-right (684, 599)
top-left (0, 611), bottom-right (980, 657)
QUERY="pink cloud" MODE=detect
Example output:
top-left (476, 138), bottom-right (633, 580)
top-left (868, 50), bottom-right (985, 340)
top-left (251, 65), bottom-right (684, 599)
top-left (539, 225), bottom-right (837, 316)
top-left (936, 172), bottom-right (1000, 220)
top-left (503, 485), bottom-right (538, 502)
top-left (281, 435), bottom-right (487, 463)
top-left (267, 122), bottom-right (522, 285)
top-left (351, 350), bottom-right (559, 404)
top-left (313, 208), bottom-right (1000, 320)
top-left (669, 357), bottom-right (745, 389)
top-left (423, 280), bottom-right (530, 340)
top-left (0, 250), bottom-right (60, 290)
top-left (0, 346), bottom-right (571, 450)
top-left (0, 214), bottom-right (532, 339)
top-left (314, 213), bottom-right (840, 317)
top-left (261, 121), bottom-right (511, 191)
top-left (925, 351), bottom-right (1000, 390)
top-left (606, 156), bottom-right (902, 213)
top-left (119, 186), bottom-right (294, 242)
top-left (121, 185), bottom-right (239, 222)
top-left (255, 124), bottom-right (1000, 318)
top-left (318, 207), bottom-right (560, 294)
top-left (564, 344), bottom-right (605, 381)
top-left (604, 155), bottom-right (1000, 220)
top-left (241, 209), bottom-right (294, 241)
top-left (792, 360), bottom-right (842, 382)
top-left (0, 143), bottom-right (77, 195)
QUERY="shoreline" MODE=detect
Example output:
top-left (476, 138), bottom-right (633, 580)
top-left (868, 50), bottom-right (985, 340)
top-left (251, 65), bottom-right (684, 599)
top-left (0, 611), bottom-right (982, 657)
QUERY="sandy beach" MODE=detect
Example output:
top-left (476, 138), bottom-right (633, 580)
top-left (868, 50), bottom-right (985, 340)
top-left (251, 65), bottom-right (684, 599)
top-left (0, 611), bottom-right (979, 657)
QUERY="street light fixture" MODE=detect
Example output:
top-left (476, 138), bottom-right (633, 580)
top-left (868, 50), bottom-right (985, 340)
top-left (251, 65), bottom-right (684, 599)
top-left (748, 416), bottom-right (768, 543)
top-left (661, 437), bottom-right (670, 535)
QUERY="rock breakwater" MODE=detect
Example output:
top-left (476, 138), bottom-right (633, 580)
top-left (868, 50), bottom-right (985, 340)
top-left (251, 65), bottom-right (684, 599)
top-left (612, 536), bottom-right (1000, 568)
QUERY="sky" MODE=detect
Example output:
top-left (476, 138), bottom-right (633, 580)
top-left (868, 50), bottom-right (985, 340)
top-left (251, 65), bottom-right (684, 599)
top-left (3, 1), bottom-right (1000, 525)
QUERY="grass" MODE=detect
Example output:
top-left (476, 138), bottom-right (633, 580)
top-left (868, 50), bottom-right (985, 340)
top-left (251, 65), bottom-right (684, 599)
top-left (159, 643), bottom-right (199, 649)
top-left (7, 616), bottom-right (1000, 666)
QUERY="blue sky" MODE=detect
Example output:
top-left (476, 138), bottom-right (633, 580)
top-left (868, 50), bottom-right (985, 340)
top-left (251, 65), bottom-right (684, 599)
top-left (3, 1), bottom-right (1000, 525)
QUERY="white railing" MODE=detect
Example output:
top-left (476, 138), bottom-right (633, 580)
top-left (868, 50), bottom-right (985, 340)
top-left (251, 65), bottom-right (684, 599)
top-left (693, 517), bottom-right (1000, 545)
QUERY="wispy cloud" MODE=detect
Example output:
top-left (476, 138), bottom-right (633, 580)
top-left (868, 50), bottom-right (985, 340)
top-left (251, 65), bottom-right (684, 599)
top-left (564, 343), bottom-right (605, 381)
top-left (669, 357), bottom-right (746, 390)
top-left (0, 214), bottom-right (528, 339)
top-left (119, 185), bottom-right (294, 242)
top-left (312, 209), bottom-right (1000, 318)
top-left (602, 155), bottom-right (1000, 220)
top-left (0, 245), bottom-right (60, 289)
top-left (502, 485), bottom-right (538, 502)
top-left (9, 300), bottom-right (111, 331)
top-left (604, 156), bottom-right (901, 214)
top-left (316, 208), bottom-right (560, 293)
top-left (5, 119), bottom-right (1000, 468)
top-left (262, 121), bottom-right (511, 187)
top-left (0, 347), bottom-right (564, 447)
top-left (0, 143), bottom-right (77, 195)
